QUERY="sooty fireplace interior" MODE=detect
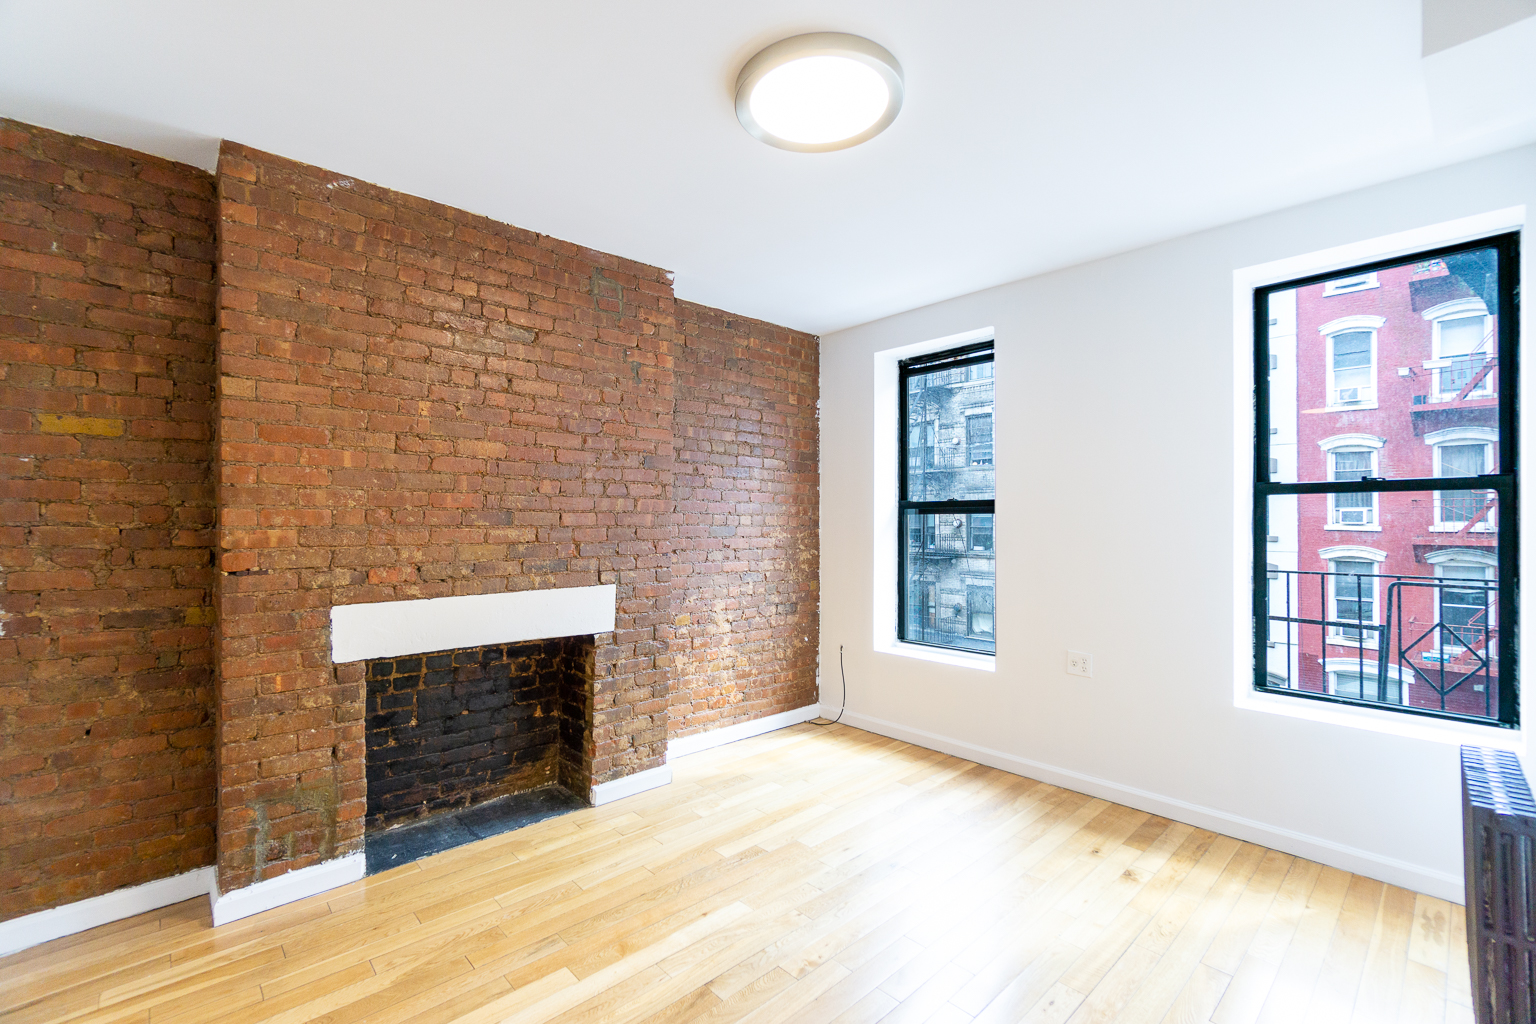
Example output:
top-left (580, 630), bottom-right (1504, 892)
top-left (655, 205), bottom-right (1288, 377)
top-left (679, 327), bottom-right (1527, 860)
top-left (364, 635), bottom-right (594, 839)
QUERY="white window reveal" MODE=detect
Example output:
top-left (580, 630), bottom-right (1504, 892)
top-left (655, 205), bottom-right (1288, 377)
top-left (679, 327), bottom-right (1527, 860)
top-left (1319, 315), bottom-right (1384, 409)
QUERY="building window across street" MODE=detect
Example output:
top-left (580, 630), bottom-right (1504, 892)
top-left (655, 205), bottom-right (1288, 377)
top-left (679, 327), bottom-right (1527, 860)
top-left (900, 341), bottom-right (995, 655)
top-left (1254, 232), bottom-right (1518, 726)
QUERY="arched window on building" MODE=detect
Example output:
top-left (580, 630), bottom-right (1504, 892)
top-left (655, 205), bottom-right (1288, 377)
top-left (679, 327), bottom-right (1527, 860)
top-left (1422, 297), bottom-right (1495, 401)
top-left (1424, 549), bottom-right (1497, 656)
top-left (1323, 658), bottom-right (1407, 704)
top-left (1318, 434), bottom-right (1385, 530)
top-left (1318, 545), bottom-right (1386, 647)
top-left (1318, 315), bottom-right (1385, 410)
top-left (1424, 426), bottom-right (1498, 531)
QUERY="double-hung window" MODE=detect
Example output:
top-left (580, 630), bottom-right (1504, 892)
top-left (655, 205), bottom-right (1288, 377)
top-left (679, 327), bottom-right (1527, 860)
top-left (900, 342), bottom-right (995, 655)
top-left (1254, 233), bottom-right (1518, 726)
top-left (1425, 297), bottom-right (1495, 400)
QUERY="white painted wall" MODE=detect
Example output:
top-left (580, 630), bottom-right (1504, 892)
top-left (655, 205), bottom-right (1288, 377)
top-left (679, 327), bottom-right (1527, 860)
top-left (818, 142), bottom-right (1536, 901)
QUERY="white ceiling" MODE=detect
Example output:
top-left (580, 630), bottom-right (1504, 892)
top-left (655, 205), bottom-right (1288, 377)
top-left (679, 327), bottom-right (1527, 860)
top-left (2, 1), bottom-right (1533, 334)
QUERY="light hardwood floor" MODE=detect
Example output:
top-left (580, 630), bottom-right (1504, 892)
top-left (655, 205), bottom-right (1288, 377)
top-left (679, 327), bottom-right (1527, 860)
top-left (1, 722), bottom-right (1472, 1024)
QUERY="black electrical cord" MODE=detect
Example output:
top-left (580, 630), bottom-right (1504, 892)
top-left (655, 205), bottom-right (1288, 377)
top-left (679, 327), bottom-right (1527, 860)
top-left (812, 645), bottom-right (847, 726)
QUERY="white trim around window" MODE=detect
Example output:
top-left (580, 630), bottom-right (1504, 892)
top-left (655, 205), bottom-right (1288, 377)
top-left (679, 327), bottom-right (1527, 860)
top-left (1231, 204), bottom-right (1526, 748)
top-left (1317, 545), bottom-right (1388, 562)
top-left (1317, 433), bottom-right (1386, 454)
top-left (871, 325), bottom-right (997, 673)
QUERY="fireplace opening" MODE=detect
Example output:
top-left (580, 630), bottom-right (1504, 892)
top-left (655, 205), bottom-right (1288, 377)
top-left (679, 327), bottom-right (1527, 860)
top-left (362, 635), bottom-right (593, 870)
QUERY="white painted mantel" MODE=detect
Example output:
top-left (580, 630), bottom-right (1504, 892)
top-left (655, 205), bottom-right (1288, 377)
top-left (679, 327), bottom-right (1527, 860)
top-left (330, 584), bottom-right (617, 663)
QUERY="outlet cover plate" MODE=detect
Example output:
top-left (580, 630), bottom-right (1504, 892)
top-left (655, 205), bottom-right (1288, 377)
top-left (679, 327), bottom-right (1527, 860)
top-left (1067, 650), bottom-right (1093, 678)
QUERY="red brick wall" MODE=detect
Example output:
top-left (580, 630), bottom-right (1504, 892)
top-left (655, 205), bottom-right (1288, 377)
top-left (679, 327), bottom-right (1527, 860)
top-left (669, 303), bottom-right (818, 736)
top-left (212, 142), bottom-right (681, 890)
top-left (0, 119), bottom-right (819, 914)
top-left (0, 120), bottom-right (217, 920)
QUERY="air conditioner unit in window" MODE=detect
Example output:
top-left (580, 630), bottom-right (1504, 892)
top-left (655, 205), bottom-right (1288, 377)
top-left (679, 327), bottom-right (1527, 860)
top-left (1337, 387), bottom-right (1361, 403)
top-left (1337, 508), bottom-right (1370, 526)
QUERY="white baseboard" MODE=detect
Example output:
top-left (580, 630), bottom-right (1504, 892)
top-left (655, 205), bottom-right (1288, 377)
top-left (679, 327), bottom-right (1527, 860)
top-left (667, 704), bottom-right (824, 760)
top-left (0, 866), bottom-right (216, 957)
top-left (210, 853), bottom-right (365, 926)
top-left (825, 707), bottom-right (1464, 904)
top-left (591, 763), bottom-right (673, 806)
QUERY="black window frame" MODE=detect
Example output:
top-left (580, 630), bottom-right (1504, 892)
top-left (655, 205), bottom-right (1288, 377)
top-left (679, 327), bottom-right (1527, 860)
top-left (1253, 231), bottom-right (1520, 727)
top-left (899, 341), bottom-right (995, 654)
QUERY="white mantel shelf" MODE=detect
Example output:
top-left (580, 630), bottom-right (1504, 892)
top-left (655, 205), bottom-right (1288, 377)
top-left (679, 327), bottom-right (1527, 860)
top-left (330, 585), bottom-right (617, 664)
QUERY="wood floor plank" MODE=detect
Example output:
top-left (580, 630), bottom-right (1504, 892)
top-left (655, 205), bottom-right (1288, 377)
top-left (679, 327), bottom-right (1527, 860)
top-left (1349, 884), bottom-right (1417, 1024)
top-left (0, 723), bottom-right (1471, 1024)
top-left (1157, 962), bottom-right (1230, 1024)
top-left (1406, 894), bottom-right (1453, 973)
top-left (1253, 866), bottom-right (1352, 1024)
top-left (1303, 874), bottom-right (1384, 1023)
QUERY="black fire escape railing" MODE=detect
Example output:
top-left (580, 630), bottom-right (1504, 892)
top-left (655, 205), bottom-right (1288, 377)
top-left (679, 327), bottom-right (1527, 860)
top-left (1266, 568), bottom-right (1498, 720)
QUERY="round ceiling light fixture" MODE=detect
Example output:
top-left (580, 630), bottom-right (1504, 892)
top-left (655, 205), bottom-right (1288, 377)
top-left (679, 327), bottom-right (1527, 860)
top-left (735, 32), bottom-right (904, 152)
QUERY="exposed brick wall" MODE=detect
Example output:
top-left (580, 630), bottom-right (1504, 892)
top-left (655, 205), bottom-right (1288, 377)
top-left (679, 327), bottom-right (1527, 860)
top-left (0, 118), bottom-right (819, 914)
top-left (0, 120), bottom-right (217, 920)
top-left (669, 303), bottom-right (819, 736)
top-left (364, 637), bottom-right (591, 830)
top-left (213, 142), bottom-right (679, 891)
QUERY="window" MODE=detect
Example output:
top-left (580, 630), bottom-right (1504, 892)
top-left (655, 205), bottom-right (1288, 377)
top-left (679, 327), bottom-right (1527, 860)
top-left (966, 585), bottom-right (994, 639)
top-left (968, 514), bottom-right (993, 552)
top-left (1424, 298), bottom-right (1495, 401)
top-left (1328, 557), bottom-right (1377, 643)
top-left (1437, 562), bottom-right (1494, 652)
top-left (1255, 232), bottom-right (1517, 727)
top-left (900, 341), bottom-right (995, 655)
top-left (1317, 434), bottom-right (1383, 529)
top-left (1330, 668), bottom-right (1403, 704)
top-left (966, 412), bottom-right (993, 466)
top-left (1331, 450), bottom-right (1375, 527)
top-left (1320, 316), bottom-right (1384, 408)
top-left (1426, 427), bottom-right (1497, 531)
top-left (908, 422), bottom-right (933, 474)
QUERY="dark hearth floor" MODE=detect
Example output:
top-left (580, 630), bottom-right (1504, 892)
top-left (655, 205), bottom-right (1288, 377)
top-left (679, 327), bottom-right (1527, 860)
top-left (365, 786), bottom-right (588, 874)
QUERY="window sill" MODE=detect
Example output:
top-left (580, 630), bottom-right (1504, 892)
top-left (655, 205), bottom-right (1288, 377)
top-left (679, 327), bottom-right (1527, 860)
top-left (878, 640), bottom-right (996, 672)
top-left (1323, 403), bottom-right (1380, 413)
top-left (1324, 524), bottom-right (1381, 532)
top-left (1326, 638), bottom-right (1380, 650)
top-left (1237, 686), bottom-right (1519, 749)
top-left (1428, 524), bottom-right (1495, 533)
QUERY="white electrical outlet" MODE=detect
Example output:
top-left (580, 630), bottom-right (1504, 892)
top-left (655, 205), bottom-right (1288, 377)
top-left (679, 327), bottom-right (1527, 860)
top-left (1066, 650), bottom-right (1093, 678)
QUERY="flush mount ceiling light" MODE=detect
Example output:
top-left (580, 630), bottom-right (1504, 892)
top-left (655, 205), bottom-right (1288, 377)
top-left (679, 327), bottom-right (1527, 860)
top-left (735, 32), bottom-right (904, 152)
